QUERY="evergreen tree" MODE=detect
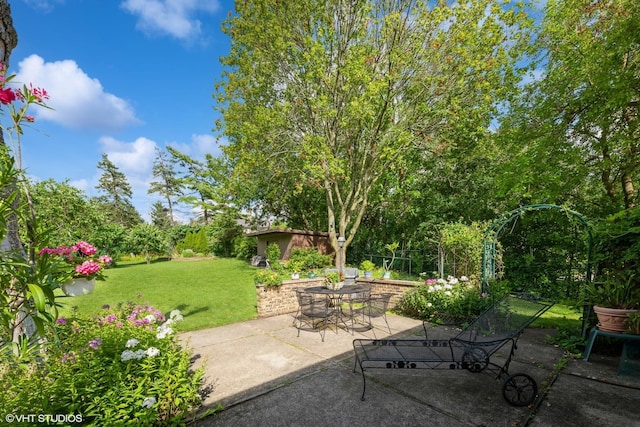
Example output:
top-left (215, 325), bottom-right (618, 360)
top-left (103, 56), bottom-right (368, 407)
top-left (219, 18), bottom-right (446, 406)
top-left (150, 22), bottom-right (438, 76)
top-left (148, 147), bottom-right (182, 225)
top-left (95, 154), bottom-right (142, 228)
top-left (150, 201), bottom-right (172, 230)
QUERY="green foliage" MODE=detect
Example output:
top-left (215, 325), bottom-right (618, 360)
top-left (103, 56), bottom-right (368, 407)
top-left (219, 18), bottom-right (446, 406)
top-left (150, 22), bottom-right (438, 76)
top-left (545, 327), bottom-right (585, 358)
top-left (26, 178), bottom-right (104, 248)
top-left (627, 311), bottom-right (640, 335)
top-left (0, 251), bottom-right (60, 355)
top-left (324, 272), bottom-right (340, 284)
top-left (586, 272), bottom-right (640, 310)
top-left (126, 224), bottom-right (168, 264)
top-left (0, 304), bottom-right (204, 425)
top-left (383, 242), bottom-right (399, 272)
top-left (287, 247), bottom-right (333, 271)
top-left (208, 209), bottom-right (243, 257)
top-left (397, 276), bottom-right (495, 323)
top-left (253, 268), bottom-right (282, 287)
top-left (498, 209), bottom-right (590, 301)
top-left (265, 243), bottom-right (281, 267)
top-left (360, 260), bottom-right (376, 272)
top-left (285, 259), bottom-right (303, 273)
top-left (437, 222), bottom-right (485, 279)
top-left (95, 154), bottom-right (143, 228)
top-left (148, 147), bottom-right (182, 226)
top-left (90, 223), bottom-right (129, 259)
top-left (234, 235), bottom-right (257, 261)
top-left (217, 0), bottom-right (534, 252)
top-left (592, 207), bottom-right (640, 281)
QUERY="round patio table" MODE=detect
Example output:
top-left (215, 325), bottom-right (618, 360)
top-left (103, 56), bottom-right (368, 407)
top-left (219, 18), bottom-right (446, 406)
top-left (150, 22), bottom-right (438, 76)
top-left (304, 284), bottom-right (372, 332)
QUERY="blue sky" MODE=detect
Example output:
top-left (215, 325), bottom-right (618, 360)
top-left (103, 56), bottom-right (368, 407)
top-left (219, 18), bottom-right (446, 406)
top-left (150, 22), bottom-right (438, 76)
top-left (8, 0), bottom-right (234, 221)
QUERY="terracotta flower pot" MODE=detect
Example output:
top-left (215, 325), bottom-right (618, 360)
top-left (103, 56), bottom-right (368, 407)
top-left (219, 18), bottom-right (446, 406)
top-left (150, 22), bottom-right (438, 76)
top-left (593, 306), bottom-right (638, 333)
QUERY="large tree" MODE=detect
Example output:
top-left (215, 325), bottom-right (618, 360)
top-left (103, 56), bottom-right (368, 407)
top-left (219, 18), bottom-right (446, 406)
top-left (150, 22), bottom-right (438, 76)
top-left (500, 0), bottom-right (640, 213)
top-left (215, 0), bottom-right (534, 261)
top-left (95, 154), bottom-right (142, 228)
top-left (148, 147), bottom-right (182, 225)
top-left (166, 147), bottom-right (229, 224)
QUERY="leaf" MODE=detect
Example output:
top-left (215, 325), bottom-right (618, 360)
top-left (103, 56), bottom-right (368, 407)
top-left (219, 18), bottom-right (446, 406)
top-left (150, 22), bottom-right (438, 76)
top-left (27, 283), bottom-right (47, 312)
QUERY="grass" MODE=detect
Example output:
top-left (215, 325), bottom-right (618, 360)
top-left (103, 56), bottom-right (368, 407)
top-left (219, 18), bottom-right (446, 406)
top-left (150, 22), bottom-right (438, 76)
top-left (55, 258), bottom-right (258, 332)
top-left (529, 302), bottom-right (583, 331)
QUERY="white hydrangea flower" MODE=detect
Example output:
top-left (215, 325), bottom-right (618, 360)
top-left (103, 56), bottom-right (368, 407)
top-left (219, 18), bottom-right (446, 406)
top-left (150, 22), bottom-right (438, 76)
top-left (170, 309), bottom-right (183, 321)
top-left (460, 276), bottom-right (469, 282)
top-left (121, 349), bottom-right (148, 361)
top-left (437, 278), bottom-right (447, 285)
top-left (142, 396), bottom-right (157, 408)
top-left (156, 324), bottom-right (174, 339)
top-left (444, 291), bottom-right (452, 297)
top-left (434, 285), bottom-right (443, 291)
top-left (125, 338), bottom-right (139, 348)
top-left (120, 350), bottom-right (135, 361)
top-left (145, 314), bottom-right (156, 324)
top-left (427, 286), bottom-right (435, 293)
top-left (146, 347), bottom-right (161, 357)
top-left (444, 284), bottom-right (453, 290)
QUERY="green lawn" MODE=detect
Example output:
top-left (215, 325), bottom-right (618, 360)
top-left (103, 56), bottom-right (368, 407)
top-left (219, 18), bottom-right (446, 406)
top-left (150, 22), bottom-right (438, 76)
top-left (55, 258), bottom-right (258, 331)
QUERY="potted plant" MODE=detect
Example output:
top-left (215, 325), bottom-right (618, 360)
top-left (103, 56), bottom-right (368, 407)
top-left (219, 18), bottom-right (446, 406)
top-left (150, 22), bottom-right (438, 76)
top-left (360, 260), bottom-right (376, 278)
top-left (38, 241), bottom-right (112, 296)
top-left (324, 271), bottom-right (343, 290)
top-left (587, 272), bottom-right (640, 333)
top-left (286, 259), bottom-right (303, 279)
top-left (589, 208), bottom-right (640, 332)
top-left (382, 242), bottom-right (399, 279)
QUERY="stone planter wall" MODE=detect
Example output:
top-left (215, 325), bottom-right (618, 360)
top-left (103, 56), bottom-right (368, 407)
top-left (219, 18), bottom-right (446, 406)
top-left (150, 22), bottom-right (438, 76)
top-left (256, 276), bottom-right (420, 318)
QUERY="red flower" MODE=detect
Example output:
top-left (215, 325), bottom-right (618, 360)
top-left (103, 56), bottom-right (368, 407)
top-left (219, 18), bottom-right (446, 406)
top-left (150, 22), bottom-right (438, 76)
top-left (0, 87), bottom-right (16, 105)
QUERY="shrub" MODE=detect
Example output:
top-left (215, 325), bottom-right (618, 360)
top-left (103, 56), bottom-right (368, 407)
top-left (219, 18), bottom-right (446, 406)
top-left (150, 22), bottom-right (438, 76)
top-left (0, 303), bottom-right (205, 425)
top-left (265, 243), bottom-right (282, 269)
top-left (397, 276), bottom-right (494, 323)
top-left (288, 248), bottom-right (333, 271)
top-left (254, 268), bottom-right (282, 287)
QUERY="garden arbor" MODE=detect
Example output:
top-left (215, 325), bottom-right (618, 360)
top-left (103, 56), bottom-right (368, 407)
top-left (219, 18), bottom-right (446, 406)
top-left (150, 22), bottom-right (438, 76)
top-left (481, 204), bottom-right (593, 335)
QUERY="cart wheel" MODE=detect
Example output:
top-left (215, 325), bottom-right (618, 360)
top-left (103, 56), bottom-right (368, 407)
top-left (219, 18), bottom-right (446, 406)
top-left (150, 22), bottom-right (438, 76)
top-left (502, 373), bottom-right (537, 407)
top-left (462, 347), bottom-right (489, 373)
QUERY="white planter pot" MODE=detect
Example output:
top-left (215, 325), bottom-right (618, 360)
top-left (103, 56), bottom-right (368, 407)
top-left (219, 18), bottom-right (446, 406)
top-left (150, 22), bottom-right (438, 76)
top-left (325, 281), bottom-right (344, 290)
top-left (62, 278), bottom-right (96, 296)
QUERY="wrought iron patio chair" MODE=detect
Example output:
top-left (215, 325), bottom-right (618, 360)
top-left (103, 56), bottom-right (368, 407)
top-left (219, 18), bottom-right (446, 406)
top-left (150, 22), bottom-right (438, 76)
top-left (345, 287), bottom-right (372, 333)
top-left (368, 293), bottom-right (393, 335)
top-left (294, 289), bottom-right (335, 342)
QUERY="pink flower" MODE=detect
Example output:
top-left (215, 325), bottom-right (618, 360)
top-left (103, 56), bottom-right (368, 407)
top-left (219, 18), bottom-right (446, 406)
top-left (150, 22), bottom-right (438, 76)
top-left (75, 260), bottom-right (101, 276)
top-left (0, 87), bottom-right (16, 105)
top-left (75, 241), bottom-right (98, 256)
top-left (25, 115), bottom-right (35, 122)
top-left (98, 255), bottom-right (113, 265)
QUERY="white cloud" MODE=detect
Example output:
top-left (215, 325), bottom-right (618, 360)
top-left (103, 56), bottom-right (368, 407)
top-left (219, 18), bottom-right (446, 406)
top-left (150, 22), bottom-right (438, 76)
top-left (69, 178), bottom-right (91, 193)
top-left (21, 0), bottom-right (64, 13)
top-left (14, 54), bottom-right (141, 132)
top-left (120, 0), bottom-right (220, 40)
top-left (99, 136), bottom-right (157, 178)
top-left (169, 133), bottom-right (222, 160)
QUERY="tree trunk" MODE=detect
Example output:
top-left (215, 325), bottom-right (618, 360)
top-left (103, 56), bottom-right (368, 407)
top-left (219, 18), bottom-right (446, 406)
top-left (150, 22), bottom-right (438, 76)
top-left (0, 0), bottom-right (36, 343)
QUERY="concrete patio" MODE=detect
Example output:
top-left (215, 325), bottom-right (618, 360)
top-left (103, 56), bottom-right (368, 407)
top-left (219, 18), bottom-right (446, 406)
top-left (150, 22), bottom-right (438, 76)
top-left (180, 312), bottom-right (640, 426)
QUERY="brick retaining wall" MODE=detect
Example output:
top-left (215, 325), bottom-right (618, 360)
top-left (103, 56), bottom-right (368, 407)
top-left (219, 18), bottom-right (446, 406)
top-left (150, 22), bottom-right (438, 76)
top-left (256, 277), bottom-right (420, 318)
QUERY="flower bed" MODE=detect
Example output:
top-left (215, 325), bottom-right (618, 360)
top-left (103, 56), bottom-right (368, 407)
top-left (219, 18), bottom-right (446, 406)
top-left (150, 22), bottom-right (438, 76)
top-left (0, 302), bottom-right (205, 425)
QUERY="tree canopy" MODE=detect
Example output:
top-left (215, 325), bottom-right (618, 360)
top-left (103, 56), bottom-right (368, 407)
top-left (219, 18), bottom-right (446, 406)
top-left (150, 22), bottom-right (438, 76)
top-left (215, 0), bottom-right (534, 260)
